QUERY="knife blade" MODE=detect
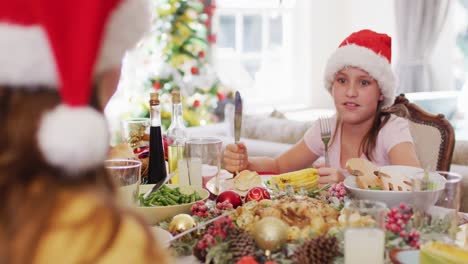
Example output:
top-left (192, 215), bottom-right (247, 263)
top-left (234, 91), bottom-right (243, 144)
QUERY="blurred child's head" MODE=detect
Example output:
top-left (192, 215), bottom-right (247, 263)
top-left (0, 1), bottom-right (150, 177)
top-left (324, 29), bottom-right (394, 124)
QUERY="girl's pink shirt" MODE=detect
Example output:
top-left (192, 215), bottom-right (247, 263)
top-left (303, 114), bottom-right (414, 169)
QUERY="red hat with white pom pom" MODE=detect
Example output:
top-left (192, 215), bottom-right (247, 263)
top-left (0, 1), bottom-right (150, 175)
top-left (324, 29), bottom-right (395, 108)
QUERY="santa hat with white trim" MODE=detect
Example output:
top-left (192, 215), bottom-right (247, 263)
top-left (0, 1), bottom-right (150, 175)
top-left (324, 29), bottom-right (395, 108)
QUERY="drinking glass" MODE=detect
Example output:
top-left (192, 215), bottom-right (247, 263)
top-left (343, 200), bottom-right (387, 264)
top-left (184, 137), bottom-right (222, 190)
top-left (412, 171), bottom-right (462, 242)
top-left (121, 118), bottom-right (150, 148)
top-left (105, 159), bottom-right (142, 206)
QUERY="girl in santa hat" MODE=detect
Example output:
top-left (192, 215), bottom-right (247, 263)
top-left (223, 29), bottom-right (420, 185)
top-left (0, 1), bottom-right (171, 263)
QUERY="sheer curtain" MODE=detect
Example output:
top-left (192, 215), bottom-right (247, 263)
top-left (394, 0), bottom-right (451, 93)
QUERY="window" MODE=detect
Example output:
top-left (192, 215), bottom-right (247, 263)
top-left (213, 0), bottom-right (301, 110)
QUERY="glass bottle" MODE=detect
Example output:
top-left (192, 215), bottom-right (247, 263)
top-left (147, 92), bottom-right (167, 184)
top-left (166, 90), bottom-right (187, 184)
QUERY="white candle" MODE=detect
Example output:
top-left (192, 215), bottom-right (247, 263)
top-left (187, 158), bottom-right (202, 187)
top-left (177, 159), bottom-right (190, 186)
top-left (344, 227), bottom-right (385, 264)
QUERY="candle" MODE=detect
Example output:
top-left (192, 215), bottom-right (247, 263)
top-left (177, 159), bottom-right (190, 186)
top-left (187, 158), bottom-right (202, 187)
top-left (344, 227), bottom-right (385, 264)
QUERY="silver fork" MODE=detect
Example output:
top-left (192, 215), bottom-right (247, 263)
top-left (319, 116), bottom-right (331, 167)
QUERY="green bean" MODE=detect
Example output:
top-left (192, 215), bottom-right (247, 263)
top-left (166, 197), bottom-right (177, 205)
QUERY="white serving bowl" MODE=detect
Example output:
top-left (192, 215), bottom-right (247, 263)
top-left (344, 165), bottom-right (446, 208)
top-left (134, 184), bottom-right (210, 225)
top-left (151, 226), bottom-right (173, 248)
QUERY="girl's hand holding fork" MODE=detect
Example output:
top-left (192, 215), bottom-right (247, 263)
top-left (314, 163), bottom-right (345, 187)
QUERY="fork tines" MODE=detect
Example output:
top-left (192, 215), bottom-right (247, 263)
top-left (319, 116), bottom-right (331, 139)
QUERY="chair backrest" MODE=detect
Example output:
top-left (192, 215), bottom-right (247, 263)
top-left (391, 94), bottom-right (455, 171)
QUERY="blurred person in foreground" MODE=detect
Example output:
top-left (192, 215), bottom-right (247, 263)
top-left (0, 1), bottom-right (171, 263)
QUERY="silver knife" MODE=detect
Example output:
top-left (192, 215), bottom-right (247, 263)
top-left (234, 91), bottom-right (243, 144)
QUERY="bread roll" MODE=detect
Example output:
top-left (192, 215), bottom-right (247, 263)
top-left (108, 143), bottom-right (137, 160)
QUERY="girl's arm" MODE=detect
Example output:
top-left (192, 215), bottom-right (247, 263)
top-left (247, 139), bottom-right (320, 173)
top-left (388, 142), bottom-right (421, 167)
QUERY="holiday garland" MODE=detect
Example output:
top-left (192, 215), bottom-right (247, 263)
top-left (157, 183), bottom-right (465, 264)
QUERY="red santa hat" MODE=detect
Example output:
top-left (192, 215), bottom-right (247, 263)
top-left (0, 1), bottom-right (150, 175)
top-left (324, 29), bottom-right (395, 108)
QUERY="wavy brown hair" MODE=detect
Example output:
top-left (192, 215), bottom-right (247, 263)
top-left (0, 87), bottom-right (159, 264)
top-left (360, 102), bottom-right (409, 161)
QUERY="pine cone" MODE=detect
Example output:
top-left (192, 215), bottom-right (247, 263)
top-left (229, 229), bottom-right (257, 263)
top-left (292, 235), bottom-right (339, 264)
top-left (192, 245), bottom-right (207, 263)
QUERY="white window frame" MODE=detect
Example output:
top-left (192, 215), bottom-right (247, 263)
top-left (213, 0), bottom-right (308, 113)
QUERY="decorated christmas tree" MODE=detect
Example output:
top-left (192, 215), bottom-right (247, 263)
top-left (109, 0), bottom-right (231, 138)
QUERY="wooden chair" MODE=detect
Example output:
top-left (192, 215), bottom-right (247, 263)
top-left (391, 94), bottom-right (455, 171)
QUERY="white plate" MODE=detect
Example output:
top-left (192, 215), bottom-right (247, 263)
top-left (344, 165), bottom-right (446, 208)
top-left (395, 250), bottom-right (420, 264)
top-left (151, 226), bottom-right (173, 248)
top-left (206, 171), bottom-right (268, 196)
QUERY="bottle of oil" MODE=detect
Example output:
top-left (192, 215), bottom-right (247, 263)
top-left (147, 92), bottom-right (167, 184)
top-left (166, 90), bottom-right (187, 184)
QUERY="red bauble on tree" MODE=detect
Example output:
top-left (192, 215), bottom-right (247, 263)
top-left (245, 187), bottom-right (271, 202)
top-left (190, 66), bottom-right (199, 75)
top-left (152, 81), bottom-right (161, 90)
top-left (216, 191), bottom-right (243, 208)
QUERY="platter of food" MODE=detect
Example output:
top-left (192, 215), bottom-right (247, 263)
top-left (344, 158), bottom-right (446, 208)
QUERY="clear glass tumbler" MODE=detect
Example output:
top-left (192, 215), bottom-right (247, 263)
top-left (184, 137), bottom-right (222, 190)
top-left (105, 159), bottom-right (142, 206)
top-left (412, 171), bottom-right (462, 242)
top-left (121, 118), bottom-right (150, 148)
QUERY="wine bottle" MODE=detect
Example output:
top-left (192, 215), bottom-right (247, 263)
top-left (166, 90), bottom-right (187, 184)
top-left (147, 92), bottom-right (167, 184)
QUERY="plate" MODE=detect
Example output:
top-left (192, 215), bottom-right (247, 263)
top-left (206, 171), bottom-right (268, 196)
top-left (344, 165), bottom-right (445, 208)
top-left (151, 226), bottom-right (173, 248)
top-left (391, 249), bottom-right (420, 264)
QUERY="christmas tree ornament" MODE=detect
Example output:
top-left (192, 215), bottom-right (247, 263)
top-left (216, 190), bottom-right (243, 208)
top-left (236, 256), bottom-right (259, 264)
top-left (168, 214), bottom-right (196, 233)
top-left (252, 217), bottom-right (288, 257)
top-left (292, 235), bottom-right (339, 264)
top-left (245, 187), bottom-right (271, 202)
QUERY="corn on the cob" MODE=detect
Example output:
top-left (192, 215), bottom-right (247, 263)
top-left (270, 168), bottom-right (319, 191)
